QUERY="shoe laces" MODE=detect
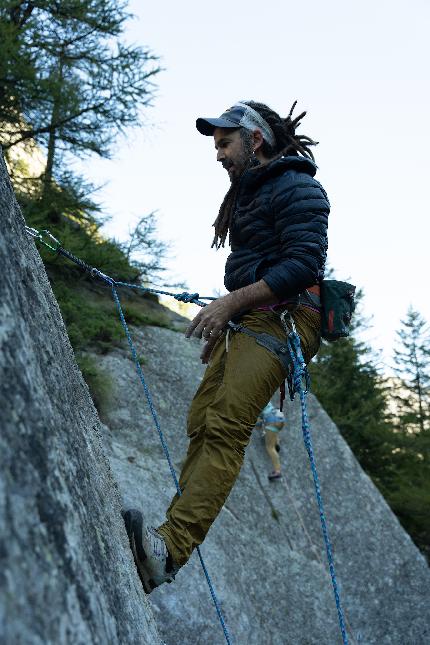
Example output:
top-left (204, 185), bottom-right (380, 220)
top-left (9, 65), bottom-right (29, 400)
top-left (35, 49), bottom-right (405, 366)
top-left (146, 526), bottom-right (169, 560)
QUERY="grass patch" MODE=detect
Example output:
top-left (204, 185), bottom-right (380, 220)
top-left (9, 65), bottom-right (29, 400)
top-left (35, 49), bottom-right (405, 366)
top-left (51, 278), bottom-right (175, 356)
top-left (52, 280), bottom-right (123, 352)
top-left (122, 302), bottom-right (171, 329)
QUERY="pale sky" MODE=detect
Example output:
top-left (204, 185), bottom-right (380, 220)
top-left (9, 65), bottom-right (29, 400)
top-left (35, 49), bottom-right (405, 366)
top-left (80, 0), bottom-right (430, 371)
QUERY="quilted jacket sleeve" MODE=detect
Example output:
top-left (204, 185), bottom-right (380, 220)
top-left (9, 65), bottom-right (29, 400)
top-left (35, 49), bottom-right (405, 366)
top-left (261, 171), bottom-right (329, 298)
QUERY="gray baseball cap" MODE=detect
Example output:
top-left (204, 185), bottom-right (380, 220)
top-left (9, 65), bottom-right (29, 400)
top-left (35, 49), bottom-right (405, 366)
top-left (196, 102), bottom-right (276, 147)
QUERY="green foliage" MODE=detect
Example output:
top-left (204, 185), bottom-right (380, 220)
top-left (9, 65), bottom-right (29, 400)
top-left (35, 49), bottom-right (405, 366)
top-left (52, 279), bottom-right (173, 354)
top-left (309, 292), bottom-right (430, 560)
top-left (0, 1), bottom-right (161, 177)
top-left (310, 336), bottom-right (395, 481)
top-left (0, 2), bottom-right (37, 132)
top-left (392, 307), bottom-right (430, 436)
top-left (0, 0), bottom-right (170, 362)
top-left (310, 292), bottom-right (393, 476)
top-left (0, 0), bottom-right (164, 282)
top-left (121, 212), bottom-right (169, 282)
top-left (52, 280), bottom-right (123, 352)
top-left (387, 307), bottom-right (430, 558)
top-left (122, 302), bottom-right (171, 329)
top-left (381, 438), bottom-right (430, 560)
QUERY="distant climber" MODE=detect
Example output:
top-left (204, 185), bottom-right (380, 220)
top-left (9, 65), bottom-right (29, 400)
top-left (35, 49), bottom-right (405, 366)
top-left (256, 401), bottom-right (285, 481)
top-left (123, 100), bottom-right (329, 593)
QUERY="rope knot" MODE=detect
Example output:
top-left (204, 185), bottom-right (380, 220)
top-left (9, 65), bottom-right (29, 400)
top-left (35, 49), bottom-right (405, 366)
top-left (175, 291), bottom-right (200, 303)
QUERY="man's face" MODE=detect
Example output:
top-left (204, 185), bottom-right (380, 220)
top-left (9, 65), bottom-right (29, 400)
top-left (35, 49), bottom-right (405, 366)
top-left (213, 127), bottom-right (253, 182)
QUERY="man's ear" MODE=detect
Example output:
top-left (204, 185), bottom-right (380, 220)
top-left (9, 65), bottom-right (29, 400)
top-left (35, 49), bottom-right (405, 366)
top-left (253, 129), bottom-right (264, 152)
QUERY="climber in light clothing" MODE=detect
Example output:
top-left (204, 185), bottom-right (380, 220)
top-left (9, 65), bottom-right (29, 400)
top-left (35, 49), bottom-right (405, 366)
top-left (123, 100), bottom-right (328, 592)
top-left (256, 401), bottom-right (285, 481)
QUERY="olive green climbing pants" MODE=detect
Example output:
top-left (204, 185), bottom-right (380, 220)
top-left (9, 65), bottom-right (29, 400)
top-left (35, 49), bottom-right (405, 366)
top-left (157, 306), bottom-right (321, 566)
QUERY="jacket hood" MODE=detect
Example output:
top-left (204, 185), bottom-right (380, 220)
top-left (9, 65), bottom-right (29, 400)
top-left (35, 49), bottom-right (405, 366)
top-left (271, 154), bottom-right (317, 175)
top-left (241, 155), bottom-right (317, 190)
top-left (258, 154), bottom-right (317, 177)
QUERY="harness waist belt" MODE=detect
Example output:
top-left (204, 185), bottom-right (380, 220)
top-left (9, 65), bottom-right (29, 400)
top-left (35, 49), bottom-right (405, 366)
top-left (227, 322), bottom-right (292, 373)
top-left (258, 285), bottom-right (321, 313)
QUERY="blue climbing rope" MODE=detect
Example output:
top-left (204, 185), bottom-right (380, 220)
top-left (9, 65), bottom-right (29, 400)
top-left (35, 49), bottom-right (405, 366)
top-left (284, 315), bottom-right (348, 645)
top-left (25, 227), bottom-right (233, 645)
top-left (115, 281), bottom-right (216, 306)
top-left (26, 226), bottom-right (350, 644)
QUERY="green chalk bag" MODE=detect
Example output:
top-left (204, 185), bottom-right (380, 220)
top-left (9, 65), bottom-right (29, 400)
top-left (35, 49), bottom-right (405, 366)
top-left (320, 280), bottom-right (356, 341)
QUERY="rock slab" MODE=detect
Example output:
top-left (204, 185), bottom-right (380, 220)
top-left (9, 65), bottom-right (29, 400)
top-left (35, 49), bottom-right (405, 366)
top-left (100, 324), bottom-right (430, 645)
top-left (0, 153), bottom-right (161, 644)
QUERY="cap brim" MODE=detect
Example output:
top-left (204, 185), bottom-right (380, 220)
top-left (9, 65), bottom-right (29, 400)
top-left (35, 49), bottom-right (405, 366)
top-left (196, 116), bottom-right (241, 136)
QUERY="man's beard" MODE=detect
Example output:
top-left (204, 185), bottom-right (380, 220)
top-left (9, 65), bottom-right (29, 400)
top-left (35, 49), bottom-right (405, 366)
top-left (212, 135), bottom-right (258, 249)
top-left (223, 138), bottom-right (254, 183)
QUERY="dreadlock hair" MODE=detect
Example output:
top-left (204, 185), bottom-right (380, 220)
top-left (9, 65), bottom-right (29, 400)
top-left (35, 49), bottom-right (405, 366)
top-left (245, 100), bottom-right (318, 161)
top-left (212, 101), bottom-right (318, 249)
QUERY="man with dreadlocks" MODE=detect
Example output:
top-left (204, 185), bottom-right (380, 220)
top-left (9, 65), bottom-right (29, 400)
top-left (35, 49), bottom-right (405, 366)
top-left (123, 100), bottom-right (329, 593)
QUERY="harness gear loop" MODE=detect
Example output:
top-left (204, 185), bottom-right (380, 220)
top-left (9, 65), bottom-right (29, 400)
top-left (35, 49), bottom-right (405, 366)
top-left (225, 327), bottom-right (231, 352)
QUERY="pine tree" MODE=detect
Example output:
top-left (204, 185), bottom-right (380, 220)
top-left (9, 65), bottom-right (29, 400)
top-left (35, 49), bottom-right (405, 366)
top-left (392, 307), bottom-right (430, 437)
top-left (390, 308), bottom-right (430, 555)
top-left (309, 291), bottom-right (394, 484)
top-left (310, 296), bottom-right (430, 558)
top-left (0, 0), bottom-right (160, 221)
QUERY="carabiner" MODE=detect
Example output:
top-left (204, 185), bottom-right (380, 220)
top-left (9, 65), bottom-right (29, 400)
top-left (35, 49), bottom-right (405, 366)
top-left (25, 226), bottom-right (61, 253)
top-left (39, 229), bottom-right (61, 252)
top-left (280, 309), bottom-right (297, 335)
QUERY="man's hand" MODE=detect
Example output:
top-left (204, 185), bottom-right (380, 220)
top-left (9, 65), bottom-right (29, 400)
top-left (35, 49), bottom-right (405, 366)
top-left (186, 295), bottom-right (236, 340)
top-left (186, 296), bottom-right (236, 363)
top-left (186, 295), bottom-right (236, 364)
top-left (185, 280), bottom-right (279, 364)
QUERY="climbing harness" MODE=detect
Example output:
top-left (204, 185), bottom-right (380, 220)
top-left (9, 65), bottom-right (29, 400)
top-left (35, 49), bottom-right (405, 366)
top-left (26, 225), bottom-right (350, 644)
top-left (228, 320), bottom-right (292, 371)
top-left (228, 312), bottom-right (310, 404)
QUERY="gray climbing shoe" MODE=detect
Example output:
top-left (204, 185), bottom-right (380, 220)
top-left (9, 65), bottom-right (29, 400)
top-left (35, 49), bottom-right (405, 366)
top-left (122, 509), bottom-right (180, 593)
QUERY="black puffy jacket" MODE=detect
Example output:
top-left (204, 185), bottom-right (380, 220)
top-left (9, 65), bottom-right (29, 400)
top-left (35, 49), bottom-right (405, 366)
top-left (224, 155), bottom-right (329, 299)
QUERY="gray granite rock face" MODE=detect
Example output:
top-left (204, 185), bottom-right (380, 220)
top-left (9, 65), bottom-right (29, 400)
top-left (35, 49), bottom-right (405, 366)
top-left (0, 154), bottom-right (161, 644)
top-left (99, 324), bottom-right (430, 645)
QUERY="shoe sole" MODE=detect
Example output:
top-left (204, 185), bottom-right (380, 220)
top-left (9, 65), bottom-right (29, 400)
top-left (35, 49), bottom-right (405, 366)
top-left (122, 509), bottom-right (158, 594)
